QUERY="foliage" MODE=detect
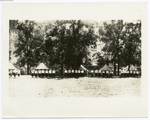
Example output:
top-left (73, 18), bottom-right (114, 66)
top-left (94, 52), bottom-right (105, 68)
top-left (121, 20), bottom-right (141, 70)
top-left (43, 20), bottom-right (98, 70)
top-left (10, 19), bottom-right (141, 75)
top-left (99, 20), bottom-right (141, 74)
top-left (99, 20), bottom-right (125, 75)
top-left (14, 20), bottom-right (44, 74)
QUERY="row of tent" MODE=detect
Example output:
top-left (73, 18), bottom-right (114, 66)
top-left (30, 63), bottom-right (141, 78)
top-left (30, 63), bottom-right (86, 78)
top-left (87, 64), bottom-right (140, 78)
top-left (9, 62), bottom-right (141, 78)
top-left (89, 64), bottom-right (140, 74)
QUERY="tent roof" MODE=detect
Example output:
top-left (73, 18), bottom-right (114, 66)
top-left (79, 65), bottom-right (88, 71)
top-left (125, 64), bottom-right (137, 71)
top-left (35, 63), bottom-right (49, 69)
top-left (130, 65), bottom-right (137, 71)
top-left (9, 62), bottom-right (17, 70)
top-left (100, 64), bottom-right (111, 71)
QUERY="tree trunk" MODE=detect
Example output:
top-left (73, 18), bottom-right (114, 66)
top-left (114, 53), bottom-right (116, 75)
top-left (27, 60), bottom-right (30, 75)
top-left (26, 39), bottom-right (30, 75)
top-left (118, 53), bottom-right (120, 75)
top-left (26, 45), bottom-right (29, 75)
top-left (61, 52), bottom-right (64, 76)
top-left (128, 51), bottom-right (131, 74)
top-left (107, 58), bottom-right (109, 66)
top-left (129, 64), bottom-right (130, 74)
top-left (114, 62), bottom-right (116, 75)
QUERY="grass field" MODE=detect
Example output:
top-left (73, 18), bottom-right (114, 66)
top-left (9, 75), bottom-right (141, 97)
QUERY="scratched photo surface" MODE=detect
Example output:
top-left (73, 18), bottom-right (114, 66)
top-left (9, 19), bottom-right (141, 97)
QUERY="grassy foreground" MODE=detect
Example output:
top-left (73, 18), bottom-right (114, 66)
top-left (9, 75), bottom-right (141, 97)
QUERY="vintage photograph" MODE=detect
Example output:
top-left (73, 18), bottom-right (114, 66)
top-left (3, 2), bottom-right (148, 118)
top-left (9, 19), bottom-right (141, 97)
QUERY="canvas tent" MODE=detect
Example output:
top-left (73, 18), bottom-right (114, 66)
top-left (33, 63), bottom-right (51, 75)
top-left (100, 64), bottom-right (111, 71)
top-left (97, 64), bottom-right (113, 77)
top-left (9, 62), bottom-right (20, 72)
top-left (9, 62), bottom-right (20, 77)
top-left (99, 64), bottom-right (113, 75)
top-left (121, 67), bottom-right (128, 73)
top-left (34, 63), bottom-right (49, 70)
top-left (129, 64), bottom-right (138, 71)
top-left (9, 62), bottom-right (17, 70)
top-left (125, 64), bottom-right (138, 71)
top-left (121, 64), bottom-right (139, 75)
top-left (32, 63), bottom-right (50, 77)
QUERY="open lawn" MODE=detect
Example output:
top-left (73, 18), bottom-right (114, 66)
top-left (9, 76), bottom-right (141, 97)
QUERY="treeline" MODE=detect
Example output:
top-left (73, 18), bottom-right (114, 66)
top-left (98, 20), bottom-right (141, 75)
top-left (9, 20), bottom-right (141, 75)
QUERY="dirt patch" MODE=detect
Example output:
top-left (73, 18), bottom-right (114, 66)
top-left (9, 76), bottom-right (141, 97)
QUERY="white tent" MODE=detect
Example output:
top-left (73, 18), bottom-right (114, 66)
top-left (121, 64), bottom-right (138, 73)
top-left (9, 62), bottom-right (16, 70)
top-left (125, 64), bottom-right (137, 71)
top-left (121, 67), bottom-right (128, 73)
top-left (9, 62), bottom-right (20, 74)
top-left (34, 63), bottom-right (49, 70)
top-left (100, 64), bottom-right (111, 71)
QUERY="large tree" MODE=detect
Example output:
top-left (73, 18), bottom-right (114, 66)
top-left (43, 20), bottom-right (98, 73)
top-left (121, 20), bottom-right (141, 72)
top-left (99, 20), bottom-right (141, 74)
top-left (99, 20), bottom-right (126, 75)
top-left (14, 20), bottom-right (44, 74)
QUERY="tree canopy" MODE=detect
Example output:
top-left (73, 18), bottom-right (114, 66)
top-left (11, 20), bottom-right (98, 74)
top-left (10, 19), bottom-right (141, 75)
top-left (99, 20), bottom-right (141, 74)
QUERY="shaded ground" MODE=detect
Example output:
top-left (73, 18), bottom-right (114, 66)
top-left (9, 76), bottom-right (141, 97)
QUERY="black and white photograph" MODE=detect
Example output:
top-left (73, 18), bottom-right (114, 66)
top-left (9, 19), bottom-right (141, 97)
top-left (2, 2), bottom-right (148, 118)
